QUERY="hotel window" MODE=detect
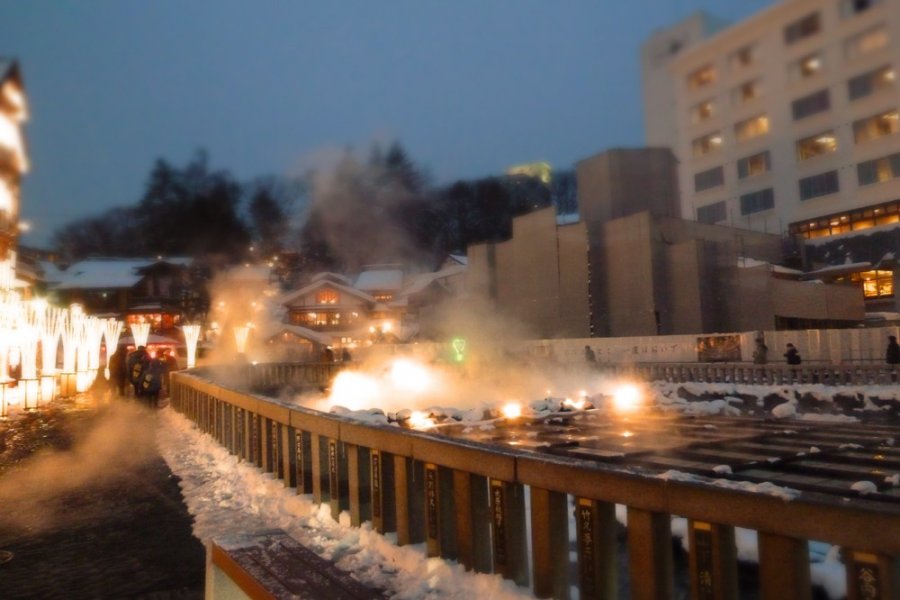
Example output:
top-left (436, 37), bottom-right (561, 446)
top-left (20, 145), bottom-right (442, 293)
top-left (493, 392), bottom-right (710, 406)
top-left (853, 109), bottom-right (900, 143)
top-left (790, 200), bottom-right (900, 238)
top-left (739, 188), bottom-right (774, 215)
top-left (796, 131), bottom-right (837, 160)
top-left (784, 13), bottom-right (820, 45)
top-left (790, 52), bottom-right (823, 81)
top-left (799, 170), bottom-right (839, 200)
top-left (732, 79), bottom-right (762, 105)
top-left (690, 100), bottom-right (714, 124)
top-left (840, 0), bottom-right (882, 18)
top-left (734, 114), bottom-right (769, 142)
top-left (729, 45), bottom-right (755, 71)
top-left (849, 270), bottom-right (893, 298)
top-left (844, 25), bottom-right (888, 59)
top-left (792, 89), bottom-right (830, 120)
top-left (697, 200), bottom-right (727, 224)
top-left (687, 64), bottom-right (716, 90)
top-left (694, 166), bottom-right (724, 192)
top-left (848, 65), bottom-right (895, 100)
top-left (692, 131), bottom-right (723, 157)
top-left (857, 152), bottom-right (900, 185)
top-left (316, 289), bottom-right (338, 304)
top-left (737, 150), bottom-right (771, 179)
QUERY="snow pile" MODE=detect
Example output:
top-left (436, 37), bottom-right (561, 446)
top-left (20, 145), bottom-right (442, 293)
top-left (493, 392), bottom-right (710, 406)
top-left (156, 408), bottom-right (534, 600)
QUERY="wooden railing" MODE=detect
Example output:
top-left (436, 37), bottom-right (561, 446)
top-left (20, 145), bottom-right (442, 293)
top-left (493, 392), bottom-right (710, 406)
top-left (599, 361), bottom-right (899, 386)
top-left (171, 364), bottom-right (900, 600)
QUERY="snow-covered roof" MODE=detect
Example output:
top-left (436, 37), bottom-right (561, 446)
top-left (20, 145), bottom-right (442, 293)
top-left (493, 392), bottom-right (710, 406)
top-left (396, 264), bottom-right (465, 299)
top-left (801, 261), bottom-right (873, 279)
top-left (53, 259), bottom-right (155, 290)
top-left (355, 269), bottom-right (404, 292)
top-left (281, 279), bottom-right (376, 307)
top-left (736, 257), bottom-right (803, 275)
top-left (311, 272), bottom-right (353, 286)
top-left (556, 212), bottom-right (580, 225)
top-left (37, 260), bottom-right (64, 284)
top-left (803, 221), bottom-right (900, 246)
top-left (264, 324), bottom-right (332, 347)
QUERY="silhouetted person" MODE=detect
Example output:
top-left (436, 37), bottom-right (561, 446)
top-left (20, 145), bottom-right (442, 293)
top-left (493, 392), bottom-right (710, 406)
top-left (108, 345), bottom-right (128, 396)
top-left (320, 347), bottom-right (335, 363)
top-left (752, 338), bottom-right (768, 365)
top-left (140, 357), bottom-right (167, 407)
top-left (340, 348), bottom-right (352, 363)
top-left (887, 335), bottom-right (900, 365)
top-left (584, 345), bottom-right (596, 364)
top-left (127, 346), bottom-right (150, 398)
top-left (784, 343), bottom-right (801, 365)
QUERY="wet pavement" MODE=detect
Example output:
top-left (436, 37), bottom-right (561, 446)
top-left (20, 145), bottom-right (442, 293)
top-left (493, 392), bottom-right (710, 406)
top-left (0, 392), bottom-right (205, 599)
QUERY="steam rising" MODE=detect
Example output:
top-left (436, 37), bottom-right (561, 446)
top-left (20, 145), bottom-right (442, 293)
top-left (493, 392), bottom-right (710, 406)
top-left (0, 402), bottom-right (158, 535)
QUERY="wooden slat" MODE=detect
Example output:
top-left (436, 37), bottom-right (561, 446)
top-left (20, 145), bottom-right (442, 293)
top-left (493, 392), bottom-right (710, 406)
top-left (757, 532), bottom-right (811, 600)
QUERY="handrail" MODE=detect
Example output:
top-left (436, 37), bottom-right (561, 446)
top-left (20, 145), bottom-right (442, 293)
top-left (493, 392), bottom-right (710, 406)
top-left (597, 361), bottom-right (899, 386)
top-left (170, 364), bottom-right (900, 600)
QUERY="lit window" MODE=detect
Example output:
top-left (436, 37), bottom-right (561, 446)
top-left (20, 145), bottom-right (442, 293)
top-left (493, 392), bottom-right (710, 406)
top-left (687, 64), bottom-right (716, 90)
top-left (737, 151), bottom-right (771, 179)
top-left (784, 13), bottom-right (820, 45)
top-left (316, 289), bottom-right (338, 304)
top-left (690, 100), bottom-right (714, 124)
top-left (792, 89), bottom-right (830, 120)
top-left (848, 65), bottom-right (895, 100)
top-left (857, 152), bottom-right (900, 185)
top-left (734, 114), bottom-right (769, 142)
top-left (799, 170), bottom-right (839, 201)
top-left (692, 131), bottom-right (723, 157)
top-left (845, 25), bottom-right (888, 59)
top-left (374, 293), bottom-right (393, 302)
top-left (733, 80), bottom-right (762, 105)
top-left (790, 53), bottom-right (823, 80)
top-left (850, 270), bottom-right (893, 298)
top-left (853, 110), bottom-right (900, 143)
top-left (796, 131), bottom-right (837, 160)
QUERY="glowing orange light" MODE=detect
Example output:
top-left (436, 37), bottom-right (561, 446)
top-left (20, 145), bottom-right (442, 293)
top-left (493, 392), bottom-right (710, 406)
top-left (612, 384), bottom-right (642, 413)
top-left (501, 402), bottom-right (522, 419)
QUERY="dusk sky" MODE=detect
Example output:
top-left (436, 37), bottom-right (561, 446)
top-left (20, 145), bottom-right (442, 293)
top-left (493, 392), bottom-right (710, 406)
top-left (3, 0), bottom-right (773, 246)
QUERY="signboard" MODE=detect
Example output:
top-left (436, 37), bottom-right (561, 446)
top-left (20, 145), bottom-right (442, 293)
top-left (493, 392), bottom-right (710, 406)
top-left (697, 335), bottom-right (742, 362)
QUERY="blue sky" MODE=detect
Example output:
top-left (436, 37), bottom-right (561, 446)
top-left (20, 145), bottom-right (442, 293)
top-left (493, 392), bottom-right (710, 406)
top-left (2, 0), bottom-right (773, 246)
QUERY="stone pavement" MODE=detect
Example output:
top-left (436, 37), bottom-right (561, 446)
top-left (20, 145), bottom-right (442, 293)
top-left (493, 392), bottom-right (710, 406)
top-left (0, 389), bottom-right (205, 599)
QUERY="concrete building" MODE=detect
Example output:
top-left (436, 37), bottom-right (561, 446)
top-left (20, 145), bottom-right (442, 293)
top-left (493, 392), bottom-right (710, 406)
top-left (467, 147), bottom-right (864, 338)
top-left (642, 0), bottom-right (899, 316)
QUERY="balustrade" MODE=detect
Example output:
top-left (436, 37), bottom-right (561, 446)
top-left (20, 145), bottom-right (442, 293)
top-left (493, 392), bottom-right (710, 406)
top-left (171, 365), bottom-right (900, 600)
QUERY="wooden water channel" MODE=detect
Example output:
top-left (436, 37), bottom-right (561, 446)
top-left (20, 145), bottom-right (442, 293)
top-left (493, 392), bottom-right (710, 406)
top-left (170, 363), bottom-right (900, 600)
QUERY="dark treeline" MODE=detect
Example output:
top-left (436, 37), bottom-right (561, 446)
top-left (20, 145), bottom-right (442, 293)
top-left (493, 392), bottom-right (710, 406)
top-left (52, 143), bottom-right (576, 277)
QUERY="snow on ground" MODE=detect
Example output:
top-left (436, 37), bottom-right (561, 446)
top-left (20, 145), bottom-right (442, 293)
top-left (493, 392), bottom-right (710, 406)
top-left (156, 407), bottom-right (535, 600)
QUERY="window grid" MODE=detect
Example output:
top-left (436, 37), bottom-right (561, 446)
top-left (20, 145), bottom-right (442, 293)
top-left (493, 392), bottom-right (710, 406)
top-left (799, 170), bottom-right (839, 201)
top-left (739, 188), bottom-right (774, 215)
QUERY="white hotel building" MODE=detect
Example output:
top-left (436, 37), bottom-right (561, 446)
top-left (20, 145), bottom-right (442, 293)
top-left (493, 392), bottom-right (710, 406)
top-left (643, 0), bottom-right (899, 238)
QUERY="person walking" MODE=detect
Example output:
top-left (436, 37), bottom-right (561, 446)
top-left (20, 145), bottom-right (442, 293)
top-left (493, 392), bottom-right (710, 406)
top-left (887, 335), bottom-right (900, 382)
top-left (126, 346), bottom-right (150, 399)
top-left (108, 345), bottom-right (128, 397)
top-left (784, 343), bottom-right (801, 382)
top-left (140, 355), bottom-right (167, 408)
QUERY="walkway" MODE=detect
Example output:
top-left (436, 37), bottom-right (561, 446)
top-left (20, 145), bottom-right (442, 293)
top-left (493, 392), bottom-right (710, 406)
top-left (0, 390), bottom-right (205, 599)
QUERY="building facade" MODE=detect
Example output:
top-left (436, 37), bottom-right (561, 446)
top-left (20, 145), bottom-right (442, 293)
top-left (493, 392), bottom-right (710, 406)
top-left (643, 0), bottom-right (899, 316)
top-left (643, 0), bottom-right (899, 234)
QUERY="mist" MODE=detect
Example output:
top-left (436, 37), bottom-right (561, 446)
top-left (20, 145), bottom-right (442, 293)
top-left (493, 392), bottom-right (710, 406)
top-left (0, 402), bottom-right (159, 535)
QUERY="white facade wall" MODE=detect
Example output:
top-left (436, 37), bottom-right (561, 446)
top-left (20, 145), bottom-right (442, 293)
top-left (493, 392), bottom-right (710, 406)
top-left (643, 0), bottom-right (900, 235)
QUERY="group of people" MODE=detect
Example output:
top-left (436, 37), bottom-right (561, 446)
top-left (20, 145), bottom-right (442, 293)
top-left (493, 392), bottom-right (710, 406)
top-left (107, 345), bottom-right (179, 407)
top-left (753, 335), bottom-right (900, 367)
